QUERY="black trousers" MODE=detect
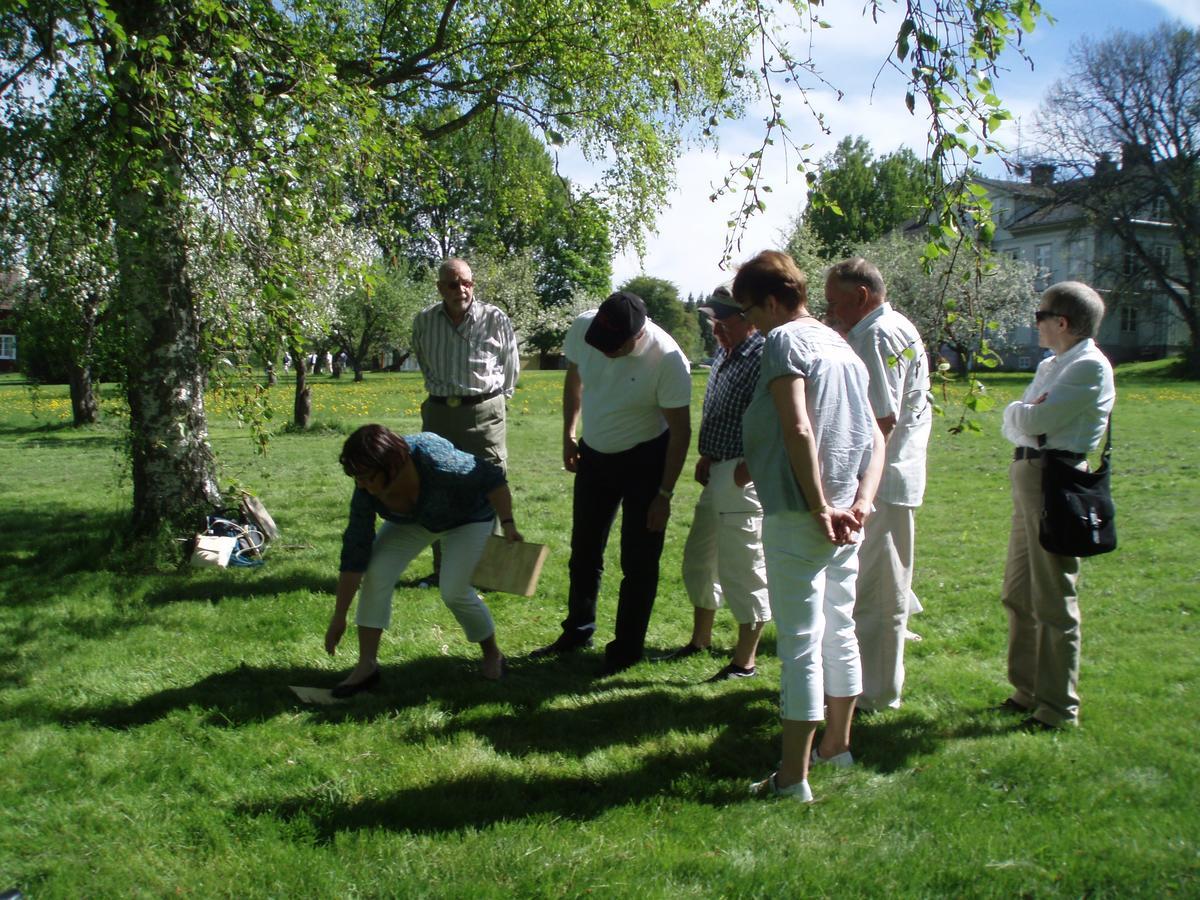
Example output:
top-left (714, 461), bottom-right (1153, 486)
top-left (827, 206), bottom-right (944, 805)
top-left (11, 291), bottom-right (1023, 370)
top-left (563, 431), bottom-right (669, 665)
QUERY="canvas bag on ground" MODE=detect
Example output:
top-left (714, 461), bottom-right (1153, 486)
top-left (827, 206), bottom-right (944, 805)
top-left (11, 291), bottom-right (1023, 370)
top-left (1038, 421), bottom-right (1116, 558)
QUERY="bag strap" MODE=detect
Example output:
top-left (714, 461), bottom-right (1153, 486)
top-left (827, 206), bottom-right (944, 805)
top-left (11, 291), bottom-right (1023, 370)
top-left (1098, 416), bottom-right (1113, 468)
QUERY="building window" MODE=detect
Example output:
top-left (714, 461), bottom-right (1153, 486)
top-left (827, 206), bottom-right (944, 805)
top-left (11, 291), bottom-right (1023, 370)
top-left (1018, 356), bottom-right (1032, 370)
top-left (1034, 243), bottom-right (1053, 288)
top-left (1149, 195), bottom-right (1168, 221)
top-left (1066, 238), bottom-right (1088, 281)
top-left (1123, 247), bottom-right (1139, 276)
top-left (1120, 306), bottom-right (1138, 334)
top-left (0, 334), bottom-right (15, 360)
top-left (1153, 244), bottom-right (1172, 272)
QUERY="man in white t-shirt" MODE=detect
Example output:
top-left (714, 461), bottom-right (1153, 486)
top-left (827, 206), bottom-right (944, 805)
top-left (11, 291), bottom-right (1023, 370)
top-left (825, 257), bottom-right (932, 713)
top-left (530, 291), bottom-right (692, 675)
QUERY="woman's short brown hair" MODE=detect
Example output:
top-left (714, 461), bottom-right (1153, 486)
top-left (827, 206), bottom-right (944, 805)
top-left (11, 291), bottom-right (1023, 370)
top-left (732, 250), bottom-right (808, 312)
top-left (340, 425), bottom-right (411, 478)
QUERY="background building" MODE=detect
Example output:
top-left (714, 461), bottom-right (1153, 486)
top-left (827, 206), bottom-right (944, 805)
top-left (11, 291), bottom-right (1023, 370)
top-left (978, 157), bottom-right (1189, 368)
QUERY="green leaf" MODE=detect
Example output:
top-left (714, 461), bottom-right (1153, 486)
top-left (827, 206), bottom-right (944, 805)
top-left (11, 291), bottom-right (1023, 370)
top-left (897, 19), bottom-right (915, 60)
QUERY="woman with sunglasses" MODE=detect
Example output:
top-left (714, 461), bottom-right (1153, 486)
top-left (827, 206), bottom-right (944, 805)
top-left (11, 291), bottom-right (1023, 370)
top-left (998, 282), bottom-right (1115, 730)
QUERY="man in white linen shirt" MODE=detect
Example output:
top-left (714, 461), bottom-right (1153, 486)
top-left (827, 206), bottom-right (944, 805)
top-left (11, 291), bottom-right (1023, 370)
top-left (530, 291), bottom-right (692, 676)
top-left (998, 281), bottom-right (1114, 730)
top-left (826, 257), bottom-right (932, 713)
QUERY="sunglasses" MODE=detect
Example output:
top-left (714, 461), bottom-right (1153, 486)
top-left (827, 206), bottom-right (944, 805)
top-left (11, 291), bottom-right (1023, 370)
top-left (1035, 309), bottom-right (1065, 323)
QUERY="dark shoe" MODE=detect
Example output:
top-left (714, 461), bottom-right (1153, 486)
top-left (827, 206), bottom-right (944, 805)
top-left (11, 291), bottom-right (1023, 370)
top-left (653, 642), bottom-right (707, 662)
top-left (417, 572), bottom-right (440, 588)
top-left (331, 667), bottom-right (381, 699)
top-left (993, 697), bottom-right (1031, 715)
top-left (529, 634), bottom-right (593, 658)
top-left (706, 662), bottom-right (757, 682)
top-left (598, 656), bottom-right (637, 677)
top-left (1017, 715), bottom-right (1058, 732)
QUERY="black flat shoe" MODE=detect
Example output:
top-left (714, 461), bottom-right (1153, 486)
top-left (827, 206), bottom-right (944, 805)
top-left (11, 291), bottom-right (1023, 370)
top-left (529, 635), bottom-right (593, 658)
top-left (331, 668), bottom-right (381, 698)
top-left (1017, 715), bottom-right (1058, 733)
top-left (993, 697), bottom-right (1031, 715)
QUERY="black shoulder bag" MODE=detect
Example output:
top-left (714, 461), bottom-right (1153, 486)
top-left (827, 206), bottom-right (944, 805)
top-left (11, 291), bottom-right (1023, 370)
top-left (1038, 420), bottom-right (1116, 557)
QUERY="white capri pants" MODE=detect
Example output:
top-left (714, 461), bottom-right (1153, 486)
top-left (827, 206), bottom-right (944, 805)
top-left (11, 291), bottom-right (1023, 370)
top-left (356, 519), bottom-right (495, 643)
top-left (763, 511), bottom-right (862, 722)
top-left (681, 459), bottom-right (771, 624)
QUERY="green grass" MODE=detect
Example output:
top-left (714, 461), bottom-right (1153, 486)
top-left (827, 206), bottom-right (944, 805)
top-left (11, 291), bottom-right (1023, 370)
top-left (1, 361), bottom-right (1198, 898)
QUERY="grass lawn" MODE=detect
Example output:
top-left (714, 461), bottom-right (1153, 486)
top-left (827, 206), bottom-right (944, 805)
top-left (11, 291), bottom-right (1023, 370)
top-left (0, 361), bottom-right (1197, 897)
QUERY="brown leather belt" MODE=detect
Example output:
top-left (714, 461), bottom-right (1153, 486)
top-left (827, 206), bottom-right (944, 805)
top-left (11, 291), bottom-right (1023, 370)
top-left (428, 389), bottom-right (502, 408)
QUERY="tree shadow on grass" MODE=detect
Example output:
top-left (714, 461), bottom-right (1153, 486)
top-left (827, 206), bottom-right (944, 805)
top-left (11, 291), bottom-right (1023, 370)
top-left (849, 710), bottom-right (945, 773)
top-left (141, 571), bottom-right (333, 605)
top-left (240, 744), bottom-right (763, 839)
top-left (238, 689), bottom-right (788, 837)
top-left (27, 653), bottom-right (775, 734)
top-left (0, 507), bottom-right (131, 579)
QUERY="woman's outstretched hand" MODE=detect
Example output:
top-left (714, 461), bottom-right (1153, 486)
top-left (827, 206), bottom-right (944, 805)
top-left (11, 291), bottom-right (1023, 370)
top-left (325, 613), bottom-right (347, 655)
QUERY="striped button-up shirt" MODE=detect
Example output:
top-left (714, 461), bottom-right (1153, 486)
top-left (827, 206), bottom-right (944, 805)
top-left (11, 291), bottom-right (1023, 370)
top-left (411, 300), bottom-right (520, 398)
top-left (698, 331), bottom-right (764, 460)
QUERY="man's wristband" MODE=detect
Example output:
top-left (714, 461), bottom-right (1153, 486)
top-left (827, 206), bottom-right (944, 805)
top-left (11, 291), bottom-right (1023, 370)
top-left (658, 487), bottom-right (673, 500)
top-left (500, 518), bottom-right (515, 525)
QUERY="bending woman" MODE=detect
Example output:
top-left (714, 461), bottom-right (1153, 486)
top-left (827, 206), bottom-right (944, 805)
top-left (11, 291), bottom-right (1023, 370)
top-left (325, 425), bottom-right (520, 696)
top-left (733, 250), bottom-right (884, 802)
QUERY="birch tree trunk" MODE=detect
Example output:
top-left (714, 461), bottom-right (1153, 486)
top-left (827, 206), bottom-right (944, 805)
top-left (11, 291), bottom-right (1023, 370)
top-left (111, 0), bottom-right (221, 538)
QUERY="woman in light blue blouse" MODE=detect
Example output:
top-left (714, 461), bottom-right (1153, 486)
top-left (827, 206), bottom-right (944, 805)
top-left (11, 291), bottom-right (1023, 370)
top-left (733, 251), bottom-right (883, 803)
top-left (325, 425), bottom-right (522, 696)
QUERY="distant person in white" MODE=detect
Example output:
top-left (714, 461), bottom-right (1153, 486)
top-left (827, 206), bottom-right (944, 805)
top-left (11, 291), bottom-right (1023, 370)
top-left (825, 257), bottom-right (932, 713)
top-left (998, 281), bottom-right (1114, 730)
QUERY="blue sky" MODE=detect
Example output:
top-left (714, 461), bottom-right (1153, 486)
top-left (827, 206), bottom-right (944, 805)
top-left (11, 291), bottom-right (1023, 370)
top-left (561, 0), bottom-right (1199, 300)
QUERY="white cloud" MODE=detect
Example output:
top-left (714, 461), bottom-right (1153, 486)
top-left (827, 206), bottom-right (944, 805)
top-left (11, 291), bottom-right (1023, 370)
top-left (1147, 0), bottom-right (1200, 25)
top-left (568, 0), bottom-right (1185, 297)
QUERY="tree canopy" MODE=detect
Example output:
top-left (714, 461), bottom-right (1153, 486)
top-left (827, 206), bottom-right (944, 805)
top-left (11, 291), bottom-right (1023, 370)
top-left (798, 137), bottom-right (933, 258)
top-left (0, 0), bottom-right (1050, 544)
top-left (1034, 24), bottom-right (1200, 372)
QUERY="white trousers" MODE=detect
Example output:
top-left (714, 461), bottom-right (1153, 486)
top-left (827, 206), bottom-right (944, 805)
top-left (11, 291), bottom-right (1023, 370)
top-left (681, 459), bottom-right (771, 624)
top-left (763, 511), bottom-right (862, 722)
top-left (855, 502), bottom-right (916, 711)
top-left (356, 519), bottom-right (495, 643)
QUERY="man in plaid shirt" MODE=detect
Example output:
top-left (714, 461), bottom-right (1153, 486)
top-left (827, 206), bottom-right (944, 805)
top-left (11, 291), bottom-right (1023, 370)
top-left (662, 285), bottom-right (771, 681)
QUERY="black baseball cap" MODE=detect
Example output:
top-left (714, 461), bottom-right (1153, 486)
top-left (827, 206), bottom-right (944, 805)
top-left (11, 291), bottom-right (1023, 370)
top-left (585, 291), bottom-right (647, 353)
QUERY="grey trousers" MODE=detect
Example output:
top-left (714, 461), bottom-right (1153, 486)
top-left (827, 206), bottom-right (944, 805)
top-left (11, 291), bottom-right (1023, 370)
top-left (1001, 458), bottom-right (1082, 726)
top-left (419, 394), bottom-right (507, 471)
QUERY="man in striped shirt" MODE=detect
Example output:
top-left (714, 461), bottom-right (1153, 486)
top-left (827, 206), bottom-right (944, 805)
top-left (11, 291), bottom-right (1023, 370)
top-left (411, 258), bottom-right (521, 582)
top-left (412, 258), bottom-right (520, 469)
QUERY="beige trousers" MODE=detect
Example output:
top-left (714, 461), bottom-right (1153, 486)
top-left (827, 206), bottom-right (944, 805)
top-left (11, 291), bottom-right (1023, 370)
top-left (1001, 458), bottom-right (1082, 726)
